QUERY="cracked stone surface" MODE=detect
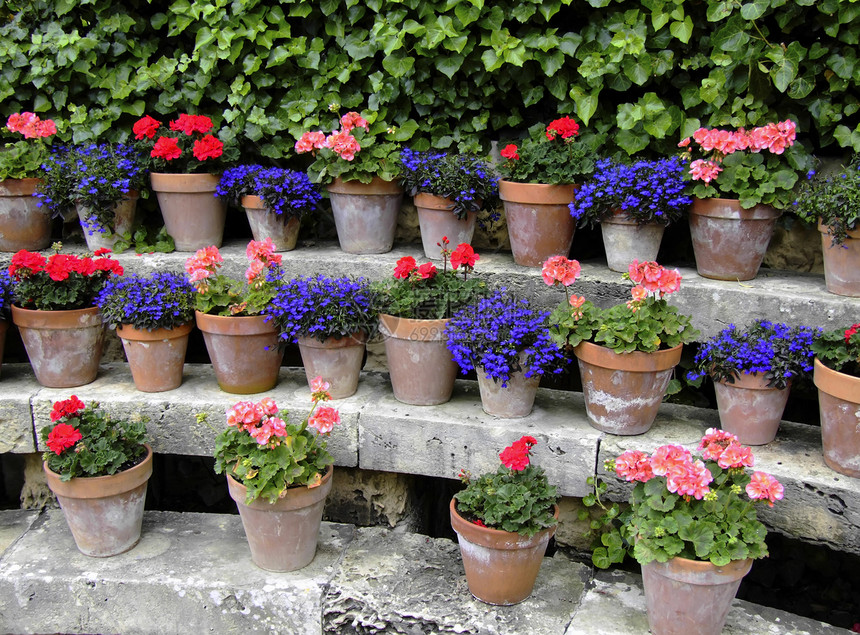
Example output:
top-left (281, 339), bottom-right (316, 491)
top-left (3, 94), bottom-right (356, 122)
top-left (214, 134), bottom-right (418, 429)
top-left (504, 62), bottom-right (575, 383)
top-left (0, 365), bottom-right (36, 453)
top-left (0, 509), bottom-right (38, 553)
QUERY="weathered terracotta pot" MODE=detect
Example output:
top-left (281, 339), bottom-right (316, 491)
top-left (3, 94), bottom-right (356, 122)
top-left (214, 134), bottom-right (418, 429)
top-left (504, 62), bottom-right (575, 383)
top-left (76, 191), bottom-right (138, 252)
top-left (600, 211), bottom-right (666, 272)
top-left (195, 311), bottom-right (283, 394)
top-left (814, 358), bottom-right (860, 477)
top-left (0, 178), bottom-right (52, 252)
top-left (475, 364), bottom-right (541, 418)
top-left (43, 444), bottom-right (153, 557)
top-left (328, 177), bottom-right (403, 254)
top-left (641, 556), bottom-right (752, 635)
top-left (819, 223), bottom-right (860, 297)
top-left (713, 372), bottom-right (789, 445)
top-left (0, 319), bottom-right (7, 379)
top-left (11, 305), bottom-right (104, 388)
top-left (689, 197), bottom-right (780, 281)
top-left (378, 313), bottom-right (457, 405)
top-left (241, 195), bottom-right (300, 252)
top-left (150, 172), bottom-right (226, 251)
top-left (227, 464), bottom-right (333, 572)
top-left (450, 498), bottom-right (558, 605)
top-left (116, 323), bottom-right (193, 392)
top-left (414, 193), bottom-right (477, 260)
top-left (498, 180), bottom-right (576, 267)
top-left (574, 341), bottom-right (683, 435)
top-left (297, 331), bottom-right (367, 399)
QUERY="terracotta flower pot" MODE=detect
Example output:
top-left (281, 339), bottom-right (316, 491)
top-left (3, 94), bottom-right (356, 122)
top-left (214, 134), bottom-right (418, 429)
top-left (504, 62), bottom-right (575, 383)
top-left (0, 178), bottom-right (52, 252)
top-left (449, 498), bottom-right (558, 605)
top-left (43, 444), bottom-right (153, 557)
top-left (226, 464), bottom-right (333, 572)
top-left (378, 313), bottom-right (457, 405)
top-left (688, 197), bottom-right (780, 281)
top-left (498, 180), bottom-right (576, 267)
top-left (11, 304), bottom-right (105, 388)
top-left (814, 358), bottom-right (860, 477)
top-left (414, 193), bottom-right (477, 260)
top-left (116, 323), bottom-right (193, 392)
top-left (241, 195), bottom-right (300, 252)
top-left (475, 365), bottom-right (541, 418)
top-left (327, 177), bottom-right (404, 254)
top-left (297, 331), bottom-right (367, 399)
top-left (195, 311), bottom-right (283, 394)
top-left (641, 556), bottom-right (752, 635)
top-left (76, 191), bottom-right (138, 252)
top-left (150, 172), bottom-right (226, 251)
top-left (600, 210), bottom-right (666, 272)
top-left (574, 341), bottom-right (683, 435)
top-left (819, 222), bottom-right (860, 297)
top-left (713, 372), bottom-right (789, 445)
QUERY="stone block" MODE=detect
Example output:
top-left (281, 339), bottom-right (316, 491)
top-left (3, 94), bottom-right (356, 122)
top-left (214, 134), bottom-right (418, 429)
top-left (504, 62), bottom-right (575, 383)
top-left (0, 509), bottom-right (38, 553)
top-left (324, 467), bottom-right (417, 529)
top-left (0, 365), bottom-right (37, 453)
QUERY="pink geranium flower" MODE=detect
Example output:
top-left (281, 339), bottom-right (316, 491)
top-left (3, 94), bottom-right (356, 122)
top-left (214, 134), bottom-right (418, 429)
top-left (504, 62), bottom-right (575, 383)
top-left (746, 471), bottom-right (784, 506)
top-left (308, 406), bottom-right (340, 434)
top-left (541, 255), bottom-right (581, 287)
top-left (614, 450), bottom-right (654, 483)
top-left (650, 444), bottom-right (692, 476)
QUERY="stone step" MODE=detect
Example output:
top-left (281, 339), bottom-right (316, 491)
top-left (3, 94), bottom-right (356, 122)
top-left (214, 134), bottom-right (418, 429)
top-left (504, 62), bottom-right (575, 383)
top-left (3, 361), bottom-right (859, 556)
top-left (0, 509), bottom-right (849, 634)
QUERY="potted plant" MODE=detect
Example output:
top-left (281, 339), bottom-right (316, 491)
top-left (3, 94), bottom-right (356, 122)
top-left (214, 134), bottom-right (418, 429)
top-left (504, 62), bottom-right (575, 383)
top-left (687, 320), bottom-right (819, 445)
top-left (546, 256), bottom-right (699, 435)
top-left (445, 289), bottom-right (565, 417)
top-left (679, 121), bottom-right (813, 280)
top-left (265, 275), bottom-right (378, 399)
top-left (587, 429), bottom-right (784, 635)
top-left (399, 148), bottom-right (499, 259)
top-left (95, 271), bottom-right (196, 392)
top-left (40, 395), bottom-right (151, 557)
top-left (0, 112), bottom-right (57, 251)
top-left (569, 156), bottom-right (691, 272)
top-left (793, 158), bottom-right (860, 296)
top-left (295, 110), bottom-right (406, 254)
top-left (451, 435), bottom-right (559, 605)
top-left (812, 323), bottom-right (860, 477)
top-left (133, 113), bottom-right (235, 251)
top-left (186, 239), bottom-right (284, 394)
top-left (497, 117), bottom-right (599, 266)
top-left (374, 239), bottom-right (487, 405)
top-left (212, 382), bottom-right (339, 571)
top-left (216, 164), bottom-right (321, 251)
top-left (8, 245), bottom-right (124, 387)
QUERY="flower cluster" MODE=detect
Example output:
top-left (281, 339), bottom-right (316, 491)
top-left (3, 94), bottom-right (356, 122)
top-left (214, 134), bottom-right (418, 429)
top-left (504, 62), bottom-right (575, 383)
top-left (813, 323), bottom-right (860, 378)
top-left (8, 247), bottom-right (124, 311)
top-left (626, 260), bottom-right (682, 304)
top-left (7, 112), bottom-right (56, 139)
top-left (133, 113), bottom-right (228, 173)
top-left (296, 111), bottom-right (368, 161)
top-left (545, 116), bottom-right (580, 140)
top-left (793, 157), bottom-right (860, 246)
top-left (446, 289), bottom-right (565, 386)
top-left (688, 319), bottom-right (820, 389)
top-left (0, 269), bottom-right (12, 314)
top-left (454, 435), bottom-right (558, 537)
top-left (216, 164), bottom-right (321, 220)
top-left (95, 271), bottom-right (195, 331)
top-left (0, 112), bottom-right (57, 180)
top-left (569, 157), bottom-right (691, 226)
top-left (213, 382), bottom-right (338, 503)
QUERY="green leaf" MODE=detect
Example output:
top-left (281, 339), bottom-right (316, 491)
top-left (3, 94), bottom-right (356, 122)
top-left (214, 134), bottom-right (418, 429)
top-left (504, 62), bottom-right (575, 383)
top-left (382, 52), bottom-right (415, 77)
top-left (740, 0), bottom-right (769, 21)
top-left (669, 17), bottom-right (693, 43)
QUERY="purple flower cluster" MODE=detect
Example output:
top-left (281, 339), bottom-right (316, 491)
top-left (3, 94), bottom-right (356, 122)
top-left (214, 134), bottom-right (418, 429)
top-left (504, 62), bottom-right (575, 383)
top-left (445, 290), bottom-right (565, 387)
top-left (570, 156), bottom-right (691, 226)
top-left (0, 270), bottom-right (12, 313)
top-left (217, 164), bottom-right (321, 219)
top-left (95, 271), bottom-right (195, 330)
top-left (688, 319), bottom-right (820, 389)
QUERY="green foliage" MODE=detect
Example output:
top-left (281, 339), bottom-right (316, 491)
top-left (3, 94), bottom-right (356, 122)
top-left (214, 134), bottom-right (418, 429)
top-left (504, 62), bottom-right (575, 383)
top-left (498, 123), bottom-right (601, 184)
top-left (0, 139), bottom-right (53, 180)
top-left (112, 225), bottom-right (176, 254)
top-left (813, 323), bottom-right (860, 378)
top-left (793, 157), bottom-right (860, 245)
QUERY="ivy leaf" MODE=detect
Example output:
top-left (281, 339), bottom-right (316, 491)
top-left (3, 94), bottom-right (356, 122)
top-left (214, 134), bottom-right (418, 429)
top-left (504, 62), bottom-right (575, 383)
top-left (740, 0), bottom-right (769, 21)
top-left (382, 52), bottom-right (415, 77)
top-left (669, 17), bottom-right (693, 43)
top-left (623, 55), bottom-right (652, 85)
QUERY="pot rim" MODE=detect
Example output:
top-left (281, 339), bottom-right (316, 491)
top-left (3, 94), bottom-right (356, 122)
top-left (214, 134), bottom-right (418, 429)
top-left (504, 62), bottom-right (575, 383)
top-left (11, 304), bottom-right (102, 328)
top-left (642, 553), bottom-right (753, 584)
top-left (573, 340), bottom-right (683, 372)
top-left (0, 177), bottom-right (42, 195)
top-left (116, 322), bottom-right (194, 341)
top-left (498, 179), bottom-right (577, 205)
top-left (449, 498), bottom-right (558, 549)
top-left (194, 310), bottom-right (278, 336)
top-left (378, 313), bottom-right (449, 341)
top-left (813, 357), bottom-right (860, 402)
top-left (296, 331), bottom-right (368, 348)
top-left (150, 172), bottom-right (221, 192)
top-left (226, 463), bottom-right (334, 511)
top-left (714, 371), bottom-right (789, 392)
top-left (327, 176), bottom-right (404, 195)
top-left (817, 220), bottom-right (860, 240)
top-left (689, 197), bottom-right (780, 220)
top-left (43, 443), bottom-right (153, 499)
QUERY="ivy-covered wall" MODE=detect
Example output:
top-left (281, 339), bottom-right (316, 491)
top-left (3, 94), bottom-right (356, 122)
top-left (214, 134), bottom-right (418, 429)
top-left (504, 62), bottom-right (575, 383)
top-left (1, 0), bottom-right (857, 157)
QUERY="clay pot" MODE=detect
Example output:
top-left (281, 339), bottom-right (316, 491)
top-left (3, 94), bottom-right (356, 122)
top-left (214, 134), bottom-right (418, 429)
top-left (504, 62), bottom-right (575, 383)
top-left (475, 364), bottom-right (541, 418)
top-left (241, 195), bottom-right (300, 252)
top-left (574, 341), bottom-right (683, 435)
top-left (195, 311), bottom-right (283, 394)
top-left (641, 556), bottom-right (752, 635)
top-left (688, 197), bottom-right (780, 281)
top-left (227, 464), bottom-right (333, 572)
top-left (11, 305), bottom-right (105, 388)
top-left (150, 173), bottom-right (226, 251)
top-left (414, 193), bottom-right (477, 260)
top-left (76, 191), bottom-right (138, 252)
top-left (449, 498), bottom-right (558, 605)
top-left (297, 331), bottom-right (367, 399)
top-left (0, 178), bottom-right (52, 252)
top-left (378, 313), bottom-right (457, 405)
top-left (713, 372), bottom-right (789, 445)
top-left (498, 180), bottom-right (576, 267)
top-left (819, 223), bottom-right (860, 297)
top-left (600, 211), bottom-right (666, 272)
top-left (327, 177), bottom-right (403, 254)
top-left (814, 358), bottom-right (860, 477)
top-left (116, 323), bottom-right (193, 392)
top-left (43, 444), bottom-right (153, 557)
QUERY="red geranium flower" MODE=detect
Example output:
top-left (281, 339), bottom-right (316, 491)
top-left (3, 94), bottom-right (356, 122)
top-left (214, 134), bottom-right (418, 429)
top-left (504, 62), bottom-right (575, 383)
top-left (417, 262), bottom-right (437, 279)
top-left (192, 135), bottom-right (224, 161)
top-left (8, 250), bottom-right (46, 278)
top-left (46, 423), bottom-right (82, 455)
top-left (50, 395), bottom-right (86, 422)
top-left (546, 116), bottom-right (580, 141)
top-left (151, 136), bottom-right (182, 161)
top-left (44, 254), bottom-right (77, 282)
top-left (500, 144), bottom-right (519, 160)
top-left (93, 257), bottom-right (124, 276)
top-left (499, 435), bottom-right (538, 472)
top-left (133, 115), bottom-right (161, 140)
top-left (393, 256), bottom-right (417, 279)
top-left (450, 243), bottom-right (479, 270)
top-left (170, 114), bottom-right (214, 136)
top-left (845, 323), bottom-right (860, 344)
